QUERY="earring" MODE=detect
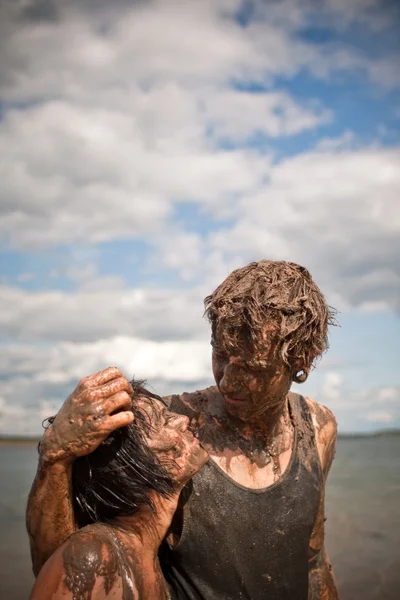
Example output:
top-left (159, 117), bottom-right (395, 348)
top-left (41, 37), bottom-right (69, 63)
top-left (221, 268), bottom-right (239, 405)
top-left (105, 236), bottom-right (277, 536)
top-left (293, 369), bottom-right (308, 384)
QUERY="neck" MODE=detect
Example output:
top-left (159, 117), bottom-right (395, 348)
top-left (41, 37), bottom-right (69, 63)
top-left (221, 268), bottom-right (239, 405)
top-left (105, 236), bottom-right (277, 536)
top-left (113, 488), bottom-right (182, 559)
top-left (231, 394), bottom-right (289, 442)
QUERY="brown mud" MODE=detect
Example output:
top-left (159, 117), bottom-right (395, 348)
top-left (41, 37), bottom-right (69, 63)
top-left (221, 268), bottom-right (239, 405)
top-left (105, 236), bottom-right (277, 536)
top-left (62, 524), bottom-right (151, 600)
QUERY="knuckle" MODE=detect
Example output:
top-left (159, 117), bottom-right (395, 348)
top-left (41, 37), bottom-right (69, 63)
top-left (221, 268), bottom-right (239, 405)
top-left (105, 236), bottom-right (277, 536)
top-left (85, 388), bottom-right (100, 403)
top-left (109, 366), bottom-right (121, 375)
top-left (115, 376), bottom-right (129, 389)
top-left (107, 377), bottom-right (129, 395)
top-left (79, 376), bottom-right (91, 390)
top-left (115, 390), bottom-right (131, 404)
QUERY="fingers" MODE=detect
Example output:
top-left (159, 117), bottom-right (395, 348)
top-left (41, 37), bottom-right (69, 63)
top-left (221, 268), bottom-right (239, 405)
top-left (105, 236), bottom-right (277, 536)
top-left (77, 376), bottom-right (132, 405)
top-left (105, 411), bottom-right (135, 432)
top-left (102, 391), bottom-right (132, 415)
top-left (79, 367), bottom-right (124, 391)
top-left (92, 377), bottom-right (133, 399)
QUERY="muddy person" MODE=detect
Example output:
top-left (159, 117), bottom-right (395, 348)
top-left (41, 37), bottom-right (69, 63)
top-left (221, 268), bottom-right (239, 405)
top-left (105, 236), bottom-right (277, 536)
top-left (27, 260), bottom-right (339, 599)
top-left (30, 382), bottom-right (208, 599)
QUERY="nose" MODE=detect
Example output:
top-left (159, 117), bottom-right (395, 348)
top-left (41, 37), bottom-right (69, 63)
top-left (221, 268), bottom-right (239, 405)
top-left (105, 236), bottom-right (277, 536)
top-left (169, 415), bottom-right (189, 432)
top-left (218, 361), bottom-right (243, 396)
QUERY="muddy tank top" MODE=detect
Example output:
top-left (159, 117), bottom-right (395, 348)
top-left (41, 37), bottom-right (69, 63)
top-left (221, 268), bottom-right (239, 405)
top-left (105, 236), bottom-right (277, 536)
top-left (159, 392), bottom-right (323, 600)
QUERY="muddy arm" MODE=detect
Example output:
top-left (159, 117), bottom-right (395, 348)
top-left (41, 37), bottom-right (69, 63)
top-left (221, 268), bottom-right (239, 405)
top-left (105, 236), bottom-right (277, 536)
top-left (26, 452), bottom-right (76, 577)
top-left (30, 521), bottom-right (174, 599)
top-left (26, 367), bottom-right (135, 575)
top-left (307, 401), bottom-right (339, 600)
top-left (308, 494), bottom-right (338, 600)
top-left (29, 533), bottom-right (127, 600)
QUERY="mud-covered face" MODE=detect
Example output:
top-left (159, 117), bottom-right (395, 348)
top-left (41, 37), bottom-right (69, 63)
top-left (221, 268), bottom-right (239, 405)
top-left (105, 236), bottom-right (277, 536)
top-left (135, 397), bottom-right (208, 484)
top-left (211, 324), bottom-right (292, 422)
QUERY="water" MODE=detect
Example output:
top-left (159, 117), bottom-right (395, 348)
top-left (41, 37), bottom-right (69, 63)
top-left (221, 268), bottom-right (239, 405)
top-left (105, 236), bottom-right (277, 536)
top-left (0, 437), bottom-right (399, 600)
top-left (325, 436), bottom-right (400, 599)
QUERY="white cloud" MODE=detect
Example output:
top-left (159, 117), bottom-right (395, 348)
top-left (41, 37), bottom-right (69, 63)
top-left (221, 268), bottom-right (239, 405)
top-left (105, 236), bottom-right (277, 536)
top-left (0, 336), bottom-right (214, 435)
top-left (0, 283), bottom-right (211, 343)
top-left (203, 90), bottom-right (331, 143)
top-left (0, 336), bottom-right (211, 384)
top-left (377, 387), bottom-right (399, 403)
top-left (321, 372), bottom-right (343, 401)
top-left (365, 411), bottom-right (395, 423)
top-left (157, 147), bottom-right (400, 313)
top-left (0, 0), bottom-right (399, 437)
top-left (0, 97), bottom-right (272, 248)
top-left (315, 130), bottom-right (356, 152)
top-left (319, 384), bottom-right (400, 432)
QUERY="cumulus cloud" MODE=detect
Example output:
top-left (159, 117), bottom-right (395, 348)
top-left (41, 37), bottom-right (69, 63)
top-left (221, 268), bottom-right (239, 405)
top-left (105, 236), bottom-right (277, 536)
top-left (0, 336), bottom-right (214, 435)
top-left (1, 0), bottom-right (398, 252)
top-left (1, 0), bottom-right (382, 104)
top-left (318, 383), bottom-right (400, 432)
top-left (1, 337), bottom-right (399, 435)
top-left (365, 410), bottom-right (395, 423)
top-left (0, 0), bottom-right (399, 436)
top-left (321, 372), bottom-right (343, 402)
top-left (157, 147), bottom-right (400, 313)
top-left (0, 283), bottom-right (211, 343)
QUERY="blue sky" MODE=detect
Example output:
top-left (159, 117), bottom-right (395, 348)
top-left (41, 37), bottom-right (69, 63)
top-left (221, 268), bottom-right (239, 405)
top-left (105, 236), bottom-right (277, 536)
top-left (0, 0), bottom-right (399, 434)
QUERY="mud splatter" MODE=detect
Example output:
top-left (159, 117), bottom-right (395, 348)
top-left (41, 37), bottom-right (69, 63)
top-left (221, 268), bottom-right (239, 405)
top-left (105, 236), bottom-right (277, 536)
top-left (62, 524), bottom-right (147, 600)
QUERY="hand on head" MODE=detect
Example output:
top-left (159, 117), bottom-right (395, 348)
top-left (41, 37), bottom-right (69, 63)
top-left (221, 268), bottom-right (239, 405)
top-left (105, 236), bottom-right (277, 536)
top-left (39, 367), bottom-right (135, 465)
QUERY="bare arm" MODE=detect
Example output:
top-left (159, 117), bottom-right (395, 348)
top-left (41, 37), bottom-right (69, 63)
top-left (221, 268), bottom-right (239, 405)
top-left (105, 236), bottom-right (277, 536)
top-left (307, 401), bottom-right (339, 600)
top-left (30, 518), bottom-right (173, 600)
top-left (29, 532), bottom-right (123, 600)
top-left (26, 456), bottom-right (75, 577)
top-left (26, 367), bottom-right (135, 575)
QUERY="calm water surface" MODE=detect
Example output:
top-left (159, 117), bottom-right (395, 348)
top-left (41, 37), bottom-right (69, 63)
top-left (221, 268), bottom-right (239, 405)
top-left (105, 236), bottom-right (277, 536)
top-left (0, 437), bottom-right (399, 599)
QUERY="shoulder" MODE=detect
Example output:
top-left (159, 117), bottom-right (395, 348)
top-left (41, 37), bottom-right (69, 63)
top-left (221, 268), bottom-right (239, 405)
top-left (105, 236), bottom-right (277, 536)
top-left (306, 397), bottom-right (337, 436)
top-left (163, 386), bottom-right (217, 415)
top-left (30, 527), bottom-right (119, 600)
top-left (305, 397), bottom-right (337, 476)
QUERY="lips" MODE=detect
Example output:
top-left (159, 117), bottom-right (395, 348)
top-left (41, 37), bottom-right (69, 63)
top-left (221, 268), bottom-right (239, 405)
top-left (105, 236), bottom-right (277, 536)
top-left (224, 395), bottom-right (246, 406)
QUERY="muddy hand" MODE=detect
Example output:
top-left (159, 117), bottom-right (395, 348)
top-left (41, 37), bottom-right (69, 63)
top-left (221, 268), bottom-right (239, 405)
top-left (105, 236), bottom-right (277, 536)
top-left (39, 367), bottom-right (134, 465)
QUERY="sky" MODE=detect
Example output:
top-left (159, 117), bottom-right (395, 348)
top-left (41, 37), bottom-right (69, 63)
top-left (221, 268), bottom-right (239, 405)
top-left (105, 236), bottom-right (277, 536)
top-left (0, 0), bottom-right (399, 435)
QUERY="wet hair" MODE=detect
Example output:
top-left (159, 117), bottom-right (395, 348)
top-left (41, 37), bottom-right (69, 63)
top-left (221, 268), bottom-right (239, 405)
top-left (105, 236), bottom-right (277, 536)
top-left (43, 381), bottom-right (176, 527)
top-left (204, 260), bottom-right (337, 370)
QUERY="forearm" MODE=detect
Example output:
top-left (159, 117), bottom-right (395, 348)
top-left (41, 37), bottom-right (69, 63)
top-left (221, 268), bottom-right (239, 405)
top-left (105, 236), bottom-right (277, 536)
top-left (26, 455), bottom-right (76, 576)
top-left (308, 548), bottom-right (338, 600)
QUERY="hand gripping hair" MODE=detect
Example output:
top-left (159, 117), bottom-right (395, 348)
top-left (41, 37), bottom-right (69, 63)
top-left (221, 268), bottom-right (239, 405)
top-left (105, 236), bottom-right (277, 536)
top-left (43, 381), bottom-right (177, 527)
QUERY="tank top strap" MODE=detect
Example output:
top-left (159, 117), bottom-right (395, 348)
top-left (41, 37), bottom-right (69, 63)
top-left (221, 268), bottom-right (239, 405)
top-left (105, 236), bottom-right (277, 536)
top-left (288, 391), bottom-right (321, 474)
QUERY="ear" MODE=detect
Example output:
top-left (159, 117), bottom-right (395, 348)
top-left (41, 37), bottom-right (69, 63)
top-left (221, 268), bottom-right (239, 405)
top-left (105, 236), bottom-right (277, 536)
top-left (294, 346), bottom-right (320, 370)
top-left (291, 350), bottom-right (317, 384)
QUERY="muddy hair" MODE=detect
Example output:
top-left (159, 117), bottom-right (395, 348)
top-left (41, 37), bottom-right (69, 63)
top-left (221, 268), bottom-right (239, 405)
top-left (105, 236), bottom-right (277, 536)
top-left (204, 260), bottom-right (337, 371)
top-left (42, 381), bottom-right (176, 528)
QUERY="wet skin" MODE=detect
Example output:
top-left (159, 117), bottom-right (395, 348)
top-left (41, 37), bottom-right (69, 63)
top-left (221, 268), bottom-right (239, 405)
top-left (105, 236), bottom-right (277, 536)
top-left (135, 396), bottom-right (209, 484)
top-left (176, 324), bottom-right (298, 475)
top-left (211, 323), bottom-right (293, 424)
top-left (30, 397), bottom-right (208, 600)
top-left (39, 367), bottom-right (135, 466)
top-left (27, 361), bottom-right (338, 599)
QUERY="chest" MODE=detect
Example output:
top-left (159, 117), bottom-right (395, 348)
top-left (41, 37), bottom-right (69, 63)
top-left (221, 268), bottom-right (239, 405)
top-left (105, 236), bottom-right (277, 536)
top-left (200, 417), bottom-right (295, 489)
top-left (163, 457), bottom-right (322, 600)
top-left (207, 444), bottom-right (293, 489)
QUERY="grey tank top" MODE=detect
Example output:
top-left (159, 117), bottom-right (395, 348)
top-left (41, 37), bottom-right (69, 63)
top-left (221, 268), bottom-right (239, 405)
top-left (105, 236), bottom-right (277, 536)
top-left (159, 393), bottom-right (323, 600)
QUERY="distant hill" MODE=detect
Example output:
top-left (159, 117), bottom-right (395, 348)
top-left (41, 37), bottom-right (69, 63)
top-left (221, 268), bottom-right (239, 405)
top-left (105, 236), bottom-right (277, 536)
top-left (1, 429), bottom-right (400, 445)
top-left (0, 435), bottom-right (40, 446)
top-left (338, 429), bottom-right (400, 439)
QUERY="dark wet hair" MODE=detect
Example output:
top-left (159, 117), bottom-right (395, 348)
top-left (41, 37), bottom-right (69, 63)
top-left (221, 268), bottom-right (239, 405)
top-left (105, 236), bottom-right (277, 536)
top-left (204, 260), bottom-right (337, 370)
top-left (43, 381), bottom-right (176, 527)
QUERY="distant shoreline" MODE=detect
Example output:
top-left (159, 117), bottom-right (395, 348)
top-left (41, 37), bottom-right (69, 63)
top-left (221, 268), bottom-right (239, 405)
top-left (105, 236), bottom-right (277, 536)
top-left (0, 438), bottom-right (40, 447)
top-left (338, 430), bottom-right (400, 439)
top-left (0, 429), bottom-right (400, 447)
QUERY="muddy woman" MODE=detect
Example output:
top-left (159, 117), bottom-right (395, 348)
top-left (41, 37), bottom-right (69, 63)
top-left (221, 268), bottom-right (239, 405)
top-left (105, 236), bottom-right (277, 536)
top-left (27, 260), bottom-right (339, 599)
